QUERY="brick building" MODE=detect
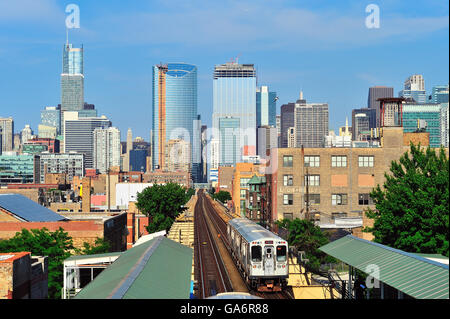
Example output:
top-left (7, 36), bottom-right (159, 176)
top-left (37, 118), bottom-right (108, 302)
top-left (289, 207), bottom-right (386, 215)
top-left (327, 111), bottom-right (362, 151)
top-left (0, 252), bottom-right (48, 299)
top-left (264, 127), bottom-right (448, 226)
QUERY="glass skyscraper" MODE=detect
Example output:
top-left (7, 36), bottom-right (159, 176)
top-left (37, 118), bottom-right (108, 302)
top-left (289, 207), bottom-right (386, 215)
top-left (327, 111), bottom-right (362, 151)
top-left (212, 63), bottom-right (257, 167)
top-left (61, 44), bottom-right (84, 112)
top-left (40, 106), bottom-right (61, 135)
top-left (256, 86), bottom-right (277, 127)
top-left (152, 63), bottom-right (198, 180)
top-left (403, 103), bottom-right (442, 148)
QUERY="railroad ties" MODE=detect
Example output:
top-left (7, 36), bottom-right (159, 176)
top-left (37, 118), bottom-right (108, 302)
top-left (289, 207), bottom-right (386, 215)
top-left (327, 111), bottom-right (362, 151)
top-left (193, 190), bottom-right (292, 300)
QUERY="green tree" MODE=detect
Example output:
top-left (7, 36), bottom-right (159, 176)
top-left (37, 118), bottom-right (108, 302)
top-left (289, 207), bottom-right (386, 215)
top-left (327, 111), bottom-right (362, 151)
top-left (185, 188), bottom-right (196, 204)
top-left (76, 237), bottom-right (111, 255)
top-left (136, 183), bottom-right (188, 233)
top-left (364, 144), bottom-right (449, 257)
top-left (212, 190), bottom-right (232, 203)
top-left (276, 218), bottom-right (335, 272)
top-left (0, 227), bottom-right (74, 299)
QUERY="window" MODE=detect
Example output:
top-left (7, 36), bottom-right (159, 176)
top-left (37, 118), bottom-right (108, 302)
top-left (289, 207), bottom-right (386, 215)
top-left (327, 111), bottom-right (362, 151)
top-left (358, 193), bottom-right (373, 205)
top-left (359, 156), bottom-right (374, 167)
top-left (332, 155), bottom-right (347, 167)
top-left (283, 213), bottom-right (294, 220)
top-left (332, 212), bottom-right (347, 219)
top-left (304, 175), bottom-right (320, 186)
top-left (283, 174), bottom-right (294, 186)
top-left (240, 177), bottom-right (250, 187)
top-left (283, 194), bottom-right (293, 205)
top-left (332, 194), bottom-right (348, 205)
top-left (240, 189), bottom-right (246, 199)
top-left (283, 155), bottom-right (293, 167)
top-left (276, 246), bottom-right (287, 262)
top-left (251, 246), bottom-right (262, 262)
top-left (304, 156), bottom-right (320, 167)
top-left (305, 194), bottom-right (320, 205)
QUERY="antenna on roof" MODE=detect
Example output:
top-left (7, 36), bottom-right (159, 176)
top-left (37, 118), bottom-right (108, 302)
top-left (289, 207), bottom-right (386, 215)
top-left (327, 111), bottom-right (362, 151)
top-left (66, 28), bottom-right (69, 46)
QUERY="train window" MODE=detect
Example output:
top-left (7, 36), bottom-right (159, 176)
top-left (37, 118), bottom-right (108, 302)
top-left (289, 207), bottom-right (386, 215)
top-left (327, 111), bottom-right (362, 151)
top-left (251, 246), bottom-right (262, 262)
top-left (276, 246), bottom-right (287, 262)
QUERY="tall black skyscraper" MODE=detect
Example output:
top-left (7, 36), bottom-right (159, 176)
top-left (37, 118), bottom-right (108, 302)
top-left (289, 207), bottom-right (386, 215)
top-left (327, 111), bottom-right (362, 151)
top-left (368, 86), bottom-right (394, 127)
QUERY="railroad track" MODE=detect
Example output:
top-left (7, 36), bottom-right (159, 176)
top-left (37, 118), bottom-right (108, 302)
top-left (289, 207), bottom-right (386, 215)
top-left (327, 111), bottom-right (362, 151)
top-left (194, 191), bottom-right (233, 298)
top-left (200, 191), bottom-right (293, 300)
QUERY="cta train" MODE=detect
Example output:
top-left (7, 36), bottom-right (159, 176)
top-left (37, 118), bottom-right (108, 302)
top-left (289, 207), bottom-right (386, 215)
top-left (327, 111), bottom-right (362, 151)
top-left (227, 218), bottom-right (289, 292)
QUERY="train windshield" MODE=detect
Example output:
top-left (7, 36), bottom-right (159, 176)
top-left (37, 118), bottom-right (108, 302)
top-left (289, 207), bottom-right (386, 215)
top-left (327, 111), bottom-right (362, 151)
top-left (276, 246), bottom-right (287, 262)
top-left (251, 246), bottom-right (262, 262)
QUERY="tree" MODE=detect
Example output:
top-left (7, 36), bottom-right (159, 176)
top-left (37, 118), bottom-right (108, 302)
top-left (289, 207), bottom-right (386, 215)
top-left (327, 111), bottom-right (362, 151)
top-left (76, 237), bottom-right (111, 255)
top-left (212, 190), bottom-right (232, 203)
top-left (135, 183), bottom-right (188, 233)
top-left (185, 188), bottom-right (196, 204)
top-left (0, 227), bottom-right (74, 299)
top-left (276, 218), bottom-right (335, 272)
top-left (364, 144), bottom-right (449, 257)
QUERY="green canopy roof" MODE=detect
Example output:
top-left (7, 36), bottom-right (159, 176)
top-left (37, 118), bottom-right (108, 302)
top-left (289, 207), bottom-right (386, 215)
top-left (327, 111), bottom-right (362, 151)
top-left (74, 236), bottom-right (193, 299)
top-left (319, 235), bottom-right (449, 299)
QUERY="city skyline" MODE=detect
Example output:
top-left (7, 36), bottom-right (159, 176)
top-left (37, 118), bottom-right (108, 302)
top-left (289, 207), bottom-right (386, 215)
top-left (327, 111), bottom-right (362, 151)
top-left (0, 0), bottom-right (448, 140)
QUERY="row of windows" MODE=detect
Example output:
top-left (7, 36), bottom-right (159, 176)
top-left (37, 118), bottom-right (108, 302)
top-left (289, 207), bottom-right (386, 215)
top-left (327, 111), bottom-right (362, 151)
top-left (283, 155), bottom-right (375, 168)
top-left (283, 193), bottom-right (373, 206)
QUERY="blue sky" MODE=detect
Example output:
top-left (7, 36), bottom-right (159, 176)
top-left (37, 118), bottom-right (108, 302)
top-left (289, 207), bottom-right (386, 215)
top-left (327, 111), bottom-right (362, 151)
top-left (0, 0), bottom-right (448, 140)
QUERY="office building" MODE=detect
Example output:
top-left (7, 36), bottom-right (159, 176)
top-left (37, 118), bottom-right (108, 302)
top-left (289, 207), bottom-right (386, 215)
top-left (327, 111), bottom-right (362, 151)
top-left (0, 118), bottom-right (14, 153)
top-left (430, 85), bottom-right (449, 104)
top-left (93, 127), bottom-right (121, 174)
top-left (165, 139), bottom-right (191, 173)
top-left (39, 153), bottom-right (85, 183)
top-left (212, 62), bottom-right (257, 166)
top-left (398, 75), bottom-right (426, 103)
top-left (129, 149), bottom-right (148, 172)
top-left (0, 154), bottom-right (40, 184)
top-left (256, 86), bottom-right (277, 127)
top-left (40, 106), bottom-right (61, 135)
top-left (20, 125), bottom-right (33, 146)
top-left (257, 126), bottom-right (278, 159)
top-left (403, 102), bottom-right (442, 148)
top-left (280, 103), bottom-right (296, 148)
top-left (294, 99), bottom-right (329, 148)
top-left (219, 117), bottom-right (240, 166)
top-left (440, 103), bottom-right (449, 148)
top-left (368, 86), bottom-right (394, 127)
top-left (25, 138), bottom-right (60, 154)
top-left (63, 112), bottom-right (111, 169)
top-left (352, 108), bottom-right (377, 140)
top-left (152, 63), bottom-right (198, 178)
top-left (61, 44), bottom-right (84, 112)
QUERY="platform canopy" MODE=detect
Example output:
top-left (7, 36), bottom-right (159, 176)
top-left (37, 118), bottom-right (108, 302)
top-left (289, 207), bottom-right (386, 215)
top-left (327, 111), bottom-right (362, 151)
top-left (319, 235), bottom-right (449, 299)
top-left (74, 236), bottom-right (193, 299)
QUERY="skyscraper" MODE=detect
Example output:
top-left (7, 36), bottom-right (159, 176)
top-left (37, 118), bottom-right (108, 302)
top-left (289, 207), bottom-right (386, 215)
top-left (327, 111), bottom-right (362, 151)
top-left (152, 63), bottom-right (198, 178)
top-left (430, 85), bottom-right (449, 104)
top-left (368, 86), bottom-right (394, 127)
top-left (0, 117), bottom-right (14, 153)
top-left (40, 106), bottom-right (61, 135)
top-left (398, 75), bottom-right (426, 103)
top-left (61, 43), bottom-right (84, 136)
top-left (212, 62), bottom-right (257, 167)
top-left (403, 102), bottom-right (442, 148)
top-left (256, 86), bottom-right (277, 127)
top-left (93, 127), bottom-right (121, 174)
top-left (294, 101), bottom-right (329, 148)
top-left (61, 43), bottom-right (84, 112)
top-left (351, 108), bottom-right (377, 140)
top-left (280, 103), bottom-right (295, 148)
top-left (63, 112), bottom-right (111, 169)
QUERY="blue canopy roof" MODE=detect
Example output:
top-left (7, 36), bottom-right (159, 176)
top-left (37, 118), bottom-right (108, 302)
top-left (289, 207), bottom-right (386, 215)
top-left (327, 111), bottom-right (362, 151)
top-left (0, 194), bottom-right (66, 222)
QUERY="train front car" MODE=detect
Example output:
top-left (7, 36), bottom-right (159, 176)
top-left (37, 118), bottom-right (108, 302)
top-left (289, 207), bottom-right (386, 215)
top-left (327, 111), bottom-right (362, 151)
top-left (228, 218), bottom-right (289, 292)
